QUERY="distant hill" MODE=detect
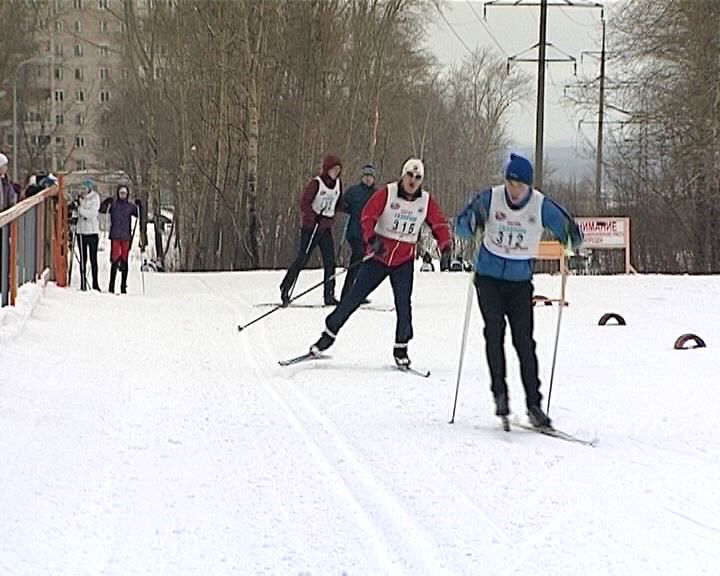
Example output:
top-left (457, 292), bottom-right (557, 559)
top-left (513, 144), bottom-right (595, 182)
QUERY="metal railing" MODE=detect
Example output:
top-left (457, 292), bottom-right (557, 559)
top-left (0, 179), bottom-right (68, 307)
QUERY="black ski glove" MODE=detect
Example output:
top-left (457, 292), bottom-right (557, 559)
top-left (368, 235), bottom-right (385, 256)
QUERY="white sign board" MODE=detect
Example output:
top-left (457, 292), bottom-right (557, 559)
top-left (577, 217), bottom-right (628, 249)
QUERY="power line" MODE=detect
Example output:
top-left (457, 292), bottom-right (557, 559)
top-left (465, 1), bottom-right (509, 56)
top-left (437, 6), bottom-right (475, 56)
top-left (558, 6), bottom-right (597, 26)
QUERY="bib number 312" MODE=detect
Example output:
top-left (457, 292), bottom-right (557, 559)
top-left (495, 230), bottom-right (525, 249)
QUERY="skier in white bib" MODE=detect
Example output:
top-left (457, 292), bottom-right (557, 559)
top-left (455, 153), bottom-right (583, 428)
top-left (279, 154), bottom-right (343, 306)
top-left (308, 157), bottom-right (452, 367)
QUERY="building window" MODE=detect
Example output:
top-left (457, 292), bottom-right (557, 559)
top-left (100, 90), bottom-right (110, 103)
top-left (100, 20), bottom-right (109, 32)
top-left (73, 0), bottom-right (83, 9)
top-left (76, 113), bottom-right (85, 125)
top-left (98, 0), bottom-right (109, 8)
top-left (54, 20), bottom-right (63, 32)
top-left (74, 21), bottom-right (82, 33)
top-left (56, 136), bottom-right (66, 147)
top-left (74, 44), bottom-right (83, 57)
top-left (56, 114), bottom-right (64, 125)
top-left (54, 43), bottom-right (63, 56)
top-left (75, 159), bottom-right (86, 171)
top-left (99, 45), bottom-right (109, 57)
top-left (75, 136), bottom-right (86, 148)
top-left (75, 90), bottom-right (85, 103)
top-left (102, 137), bottom-right (111, 148)
top-left (54, 67), bottom-right (64, 80)
top-left (73, 67), bottom-right (83, 80)
top-left (25, 111), bottom-right (43, 122)
top-left (99, 68), bottom-right (109, 80)
top-left (54, 90), bottom-right (64, 102)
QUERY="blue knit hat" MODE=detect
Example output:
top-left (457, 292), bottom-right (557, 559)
top-left (505, 153), bottom-right (533, 186)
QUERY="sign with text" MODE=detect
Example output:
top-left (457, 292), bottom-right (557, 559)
top-left (577, 217), bottom-right (628, 249)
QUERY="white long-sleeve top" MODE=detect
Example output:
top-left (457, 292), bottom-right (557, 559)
top-left (76, 190), bottom-right (100, 234)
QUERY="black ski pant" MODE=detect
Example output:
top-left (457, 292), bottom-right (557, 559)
top-left (280, 226), bottom-right (336, 301)
top-left (474, 273), bottom-right (542, 409)
top-left (340, 236), bottom-right (364, 301)
top-left (109, 259), bottom-right (129, 294)
top-left (78, 233), bottom-right (100, 290)
top-left (326, 258), bottom-right (414, 346)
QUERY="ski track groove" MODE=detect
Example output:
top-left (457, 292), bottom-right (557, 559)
top-left (227, 287), bottom-right (514, 571)
top-left (219, 289), bottom-right (409, 574)
top-left (275, 381), bottom-right (448, 574)
top-left (388, 423), bottom-right (513, 547)
top-left (190, 279), bottom-right (313, 566)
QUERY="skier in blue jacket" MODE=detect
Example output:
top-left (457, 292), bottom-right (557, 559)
top-left (455, 153), bottom-right (582, 428)
top-left (339, 164), bottom-right (377, 301)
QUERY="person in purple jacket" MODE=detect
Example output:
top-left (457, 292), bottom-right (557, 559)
top-left (100, 184), bottom-right (142, 294)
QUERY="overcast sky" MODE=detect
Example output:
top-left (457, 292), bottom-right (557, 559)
top-left (425, 0), bottom-right (616, 149)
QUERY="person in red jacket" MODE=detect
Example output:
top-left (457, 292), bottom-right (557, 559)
top-left (279, 154), bottom-right (343, 306)
top-left (309, 157), bottom-right (452, 367)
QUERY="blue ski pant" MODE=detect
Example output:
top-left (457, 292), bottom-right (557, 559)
top-left (326, 258), bottom-right (414, 345)
top-left (340, 236), bottom-right (364, 301)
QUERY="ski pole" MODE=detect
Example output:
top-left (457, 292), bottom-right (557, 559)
top-left (140, 249), bottom-right (146, 295)
top-left (68, 226), bottom-right (76, 282)
top-left (335, 215), bottom-right (349, 261)
top-left (545, 256), bottom-right (569, 416)
top-left (238, 253), bottom-right (371, 332)
top-left (449, 272), bottom-right (475, 424)
top-left (449, 221), bottom-right (483, 424)
top-left (287, 217), bottom-right (321, 300)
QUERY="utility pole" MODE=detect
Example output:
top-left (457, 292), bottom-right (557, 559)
top-left (535, 0), bottom-right (548, 189)
top-left (484, 0), bottom-right (603, 189)
top-left (595, 16), bottom-right (606, 209)
top-left (577, 15), bottom-right (607, 209)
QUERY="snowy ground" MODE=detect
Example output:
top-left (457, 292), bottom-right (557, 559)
top-left (1, 249), bottom-right (719, 575)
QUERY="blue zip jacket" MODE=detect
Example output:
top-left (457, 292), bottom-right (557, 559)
top-left (455, 186), bottom-right (583, 282)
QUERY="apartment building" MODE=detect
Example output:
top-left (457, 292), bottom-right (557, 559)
top-left (5, 0), bottom-right (136, 178)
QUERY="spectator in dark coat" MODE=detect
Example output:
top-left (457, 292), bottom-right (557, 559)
top-left (339, 164), bottom-right (377, 301)
top-left (100, 184), bottom-right (142, 294)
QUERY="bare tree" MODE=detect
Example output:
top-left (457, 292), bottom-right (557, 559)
top-left (100, 0), bottom-right (525, 273)
top-left (606, 0), bottom-right (720, 272)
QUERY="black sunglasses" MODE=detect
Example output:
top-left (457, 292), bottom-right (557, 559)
top-left (406, 172), bottom-right (422, 181)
